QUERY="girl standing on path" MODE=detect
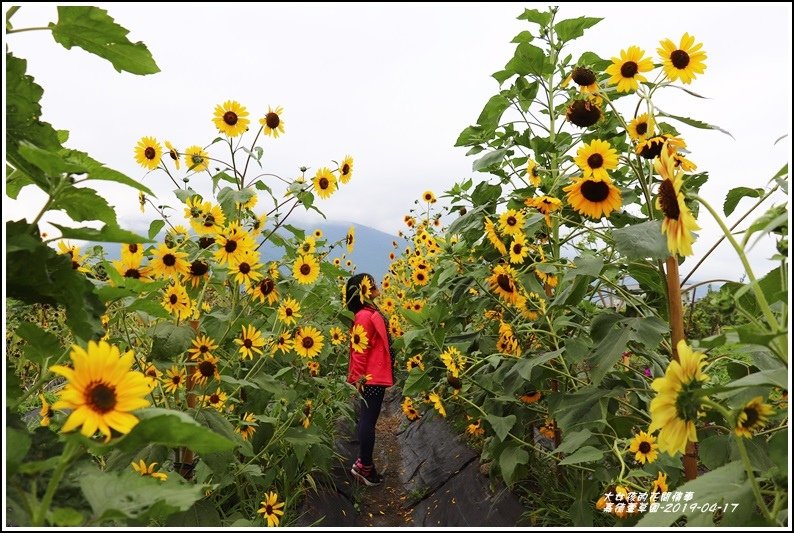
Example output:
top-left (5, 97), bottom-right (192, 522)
top-left (345, 273), bottom-right (394, 486)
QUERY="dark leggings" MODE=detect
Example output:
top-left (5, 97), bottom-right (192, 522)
top-left (358, 385), bottom-right (386, 466)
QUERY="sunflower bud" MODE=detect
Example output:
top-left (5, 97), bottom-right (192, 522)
top-left (566, 99), bottom-right (601, 128)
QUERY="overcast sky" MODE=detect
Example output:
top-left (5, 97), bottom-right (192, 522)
top-left (4, 2), bottom-right (791, 284)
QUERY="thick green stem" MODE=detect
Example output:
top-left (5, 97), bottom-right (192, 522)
top-left (31, 439), bottom-right (81, 526)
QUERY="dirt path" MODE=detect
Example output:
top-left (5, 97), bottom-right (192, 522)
top-left (355, 397), bottom-right (414, 526)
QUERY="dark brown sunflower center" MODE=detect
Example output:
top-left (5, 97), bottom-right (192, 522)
top-left (353, 334), bottom-right (361, 344)
top-left (203, 214), bottom-right (215, 228)
top-left (259, 278), bottom-right (275, 295)
top-left (124, 268), bottom-right (141, 279)
top-left (512, 243), bottom-right (523, 254)
top-left (424, 194), bottom-right (432, 201)
top-left (742, 407), bottom-right (759, 427)
top-left (128, 244), bottom-right (139, 254)
top-left (507, 216), bottom-right (517, 226)
top-left (199, 237), bottom-right (215, 249)
top-left (172, 375), bottom-right (182, 384)
top-left (658, 179), bottom-right (681, 220)
top-left (200, 345), bottom-right (209, 353)
top-left (225, 240), bottom-right (238, 253)
top-left (265, 112), bottom-right (280, 129)
top-left (572, 66), bottom-right (596, 86)
top-left (210, 393), bottom-right (220, 403)
top-left (86, 382), bottom-right (117, 413)
top-left (566, 100), bottom-right (601, 128)
top-left (243, 338), bottom-right (253, 348)
top-left (347, 235), bottom-right (353, 245)
top-left (302, 337), bottom-right (314, 349)
top-left (636, 122), bottom-right (648, 135)
top-left (285, 308), bottom-right (293, 316)
top-left (72, 261), bottom-right (80, 270)
top-left (169, 149), bottom-right (178, 161)
top-left (319, 177), bottom-right (329, 189)
top-left (620, 61), bottom-right (639, 78)
top-left (300, 264), bottom-right (311, 276)
top-left (265, 505), bottom-right (274, 515)
top-left (198, 361), bottom-right (215, 377)
top-left (169, 294), bottom-right (178, 304)
top-left (163, 254), bottom-right (176, 267)
top-left (301, 243), bottom-right (311, 252)
top-left (191, 260), bottom-right (209, 276)
top-left (144, 147), bottom-right (156, 160)
top-left (238, 262), bottom-right (251, 274)
top-left (580, 180), bottom-right (610, 202)
top-left (417, 273), bottom-right (425, 280)
top-left (342, 163), bottom-right (350, 175)
top-left (223, 111), bottom-right (238, 126)
top-left (587, 153), bottom-right (604, 169)
top-left (496, 273), bottom-right (514, 293)
top-left (671, 49), bottom-right (690, 69)
top-left (639, 441), bottom-right (652, 454)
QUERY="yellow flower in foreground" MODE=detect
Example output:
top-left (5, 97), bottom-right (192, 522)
top-left (648, 340), bottom-right (708, 455)
top-left (257, 490), bottom-right (285, 527)
top-left (605, 46), bottom-right (654, 93)
top-left (483, 218), bottom-right (507, 255)
top-left (329, 326), bottom-right (346, 346)
top-left (563, 176), bottom-right (622, 220)
top-left (234, 324), bottom-right (266, 360)
top-left (134, 136), bottom-right (162, 170)
top-left (50, 341), bottom-right (150, 441)
top-left (573, 139), bottom-right (618, 181)
top-left (658, 33), bottom-right (707, 84)
top-left (131, 459), bottom-right (168, 481)
top-left (312, 167), bottom-right (338, 199)
top-left (213, 99), bottom-right (250, 137)
top-left (260, 106), bottom-right (285, 138)
top-left (735, 397), bottom-right (774, 438)
top-left (350, 324), bottom-right (369, 353)
top-left (650, 471), bottom-right (669, 502)
top-left (628, 430), bottom-right (659, 464)
top-left (184, 145), bottom-right (209, 172)
top-left (293, 254), bottom-right (320, 285)
top-left (655, 148), bottom-right (700, 257)
top-left (422, 190), bottom-right (437, 203)
top-left (163, 366), bottom-right (186, 394)
top-left (294, 326), bottom-right (324, 359)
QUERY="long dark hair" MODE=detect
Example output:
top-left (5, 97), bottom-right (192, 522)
top-left (345, 273), bottom-right (376, 313)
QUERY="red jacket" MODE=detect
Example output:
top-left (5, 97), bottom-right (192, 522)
top-left (347, 307), bottom-right (394, 387)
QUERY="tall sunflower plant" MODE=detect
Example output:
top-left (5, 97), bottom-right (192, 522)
top-left (389, 7), bottom-right (787, 527)
top-left (6, 8), bottom-right (362, 526)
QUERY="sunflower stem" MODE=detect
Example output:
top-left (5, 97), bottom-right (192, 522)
top-left (32, 439), bottom-right (81, 526)
top-left (6, 26), bottom-right (51, 34)
top-left (693, 195), bottom-right (785, 353)
top-left (11, 345), bottom-right (71, 412)
top-left (734, 432), bottom-right (775, 523)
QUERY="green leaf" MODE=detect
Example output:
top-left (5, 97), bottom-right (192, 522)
top-left (569, 253), bottom-right (603, 278)
top-left (51, 184), bottom-right (118, 225)
top-left (721, 369), bottom-right (788, 391)
top-left (589, 326), bottom-right (632, 386)
top-left (499, 445), bottom-right (528, 484)
top-left (49, 507), bottom-right (84, 527)
top-left (80, 468), bottom-right (205, 523)
top-left (18, 142), bottom-right (84, 176)
top-left (52, 222), bottom-right (150, 244)
top-left (723, 187), bottom-right (764, 216)
top-left (613, 220), bottom-right (670, 260)
top-left (126, 297), bottom-right (171, 319)
top-left (149, 323), bottom-right (194, 361)
top-left (485, 414), bottom-right (516, 442)
top-left (517, 8), bottom-right (551, 26)
top-left (511, 348), bottom-right (563, 380)
top-left (148, 219), bottom-right (165, 240)
top-left (16, 321), bottom-right (61, 366)
top-left (49, 6), bottom-right (159, 75)
top-left (174, 188), bottom-right (201, 203)
top-left (768, 430), bottom-right (787, 473)
top-left (6, 166), bottom-right (35, 199)
top-left (699, 434), bottom-right (731, 470)
top-left (6, 427), bottom-right (31, 476)
top-left (505, 42), bottom-right (548, 76)
top-left (491, 70), bottom-right (514, 85)
top-left (472, 149), bottom-right (508, 172)
top-left (402, 368), bottom-right (432, 397)
top-left (455, 124), bottom-right (487, 147)
top-left (477, 95), bottom-right (511, 131)
top-left (558, 445), bottom-right (604, 465)
top-left (553, 429), bottom-right (593, 455)
top-left (471, 181), bottom-right (502, 205)
top-left (510, 30), bottom-right (534, 43)
top-left (656, 108), bottom-right (734, 139)
top-left (6, 5), bottom-right (20, 30)
top-left (553, 17), bottom-right (602, 42)
top-left (63, 149), bottom-right (154, 195)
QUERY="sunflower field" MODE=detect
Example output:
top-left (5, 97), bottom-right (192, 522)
top-left (4, 5), bottom-right (789, 528)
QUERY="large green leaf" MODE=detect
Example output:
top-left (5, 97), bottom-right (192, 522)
top-left (485, 414), bottom-right (516, 442)
top-left (49, 6), bottom-right (159, 75)
top-left (402, 368), bottom-right (432, 397)
top-left (472, 149), bottom-right (508, 172)
top-left (62, 149), bottom-right (154, 195)
top-left (723, 186), bottom-right (764, 216)
top-left (499, 444), bottom-right (528, 484)
top-left (6, 166), bottom-right (35, 199)
top-left (511, 348), bottom-right (563, 380)
top-left (51, 222), bottom-right (150, 244)
top-left (613, 220), bottom-right (670, 260)
top-left (553, 17), bottom-right (602, 42)
top-left (656, 109), bottom-right (734, 139)
top-left (6, 428), bottom-right (31, 476)
top-left (477, 95), bottom-right (511, 131)
top-left (149, 323), bottom-right (194, 361)
top-left (51, 184), bottom-right (118, 225)
top-left (553, 429), bottom-right (593, 455)
top-left (505, 42), bottom-right (548, 77)
top-left (558, 445), bottom-right (604, 465)
top-left (15, 321), bottom-right (61, 366)
top-left (80, 468), bottom-right (205, 523)
top-left (516, 8), bottom-right (551, 27)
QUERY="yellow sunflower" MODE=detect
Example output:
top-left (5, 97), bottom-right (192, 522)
top-left (412, 269), bottom-right (430, 286)
top-left (509, 233), bottom-right (529, 264)
top-left (484, 218), bottom-right (507, 255)
top-left (188, 334), bottom-right (219, 361)
top-left (164, 140), bottom-right (180, 170)
top-left (568, 65), bottom-right (598, 93)
top-left (196, 202), bottom-right (227, 236)
top-left (184, 259), bottom-right (210, 289)
top-left (249, 277), bottom-right (279, 305)
top-left (257, 491), bottom-right (285, 527)
top-left (563, 176), bottom-right (622, 219)
top-left (346, 226), bottom-right (356, 253)
top-left (230, 252), bottom-right (263, 287)
top-left (131, 460), bottom-right (168, 481)
top-left (234, 324), bottom-right (266, 360)
top-left (312, 167), bottom-right (338, 199)
top-left (213, 100), bottom-right (250, 137)
top-left (112, 255), bottom-right (150, 283)
top-left (524, 195), bottom-right (562, 226)
top-left (163, 366), bottom-right (186, 394)
top-left (162, 281), bottom-right (192, 320)
top-left (294, 326), bottom-right (324, 358)
top-left (339, 155), bottom-right (354, 184)
top-left (359, 276), bottom-right (373, 303)
top-left (201, 388), bottom-right (228, 411)
top-left (605, 45), bottom-right (654, 93)
top-left (406, 354), bottom-right (425, 372)
top-left (658, 33), bottom-right (707, 84)
top-left (648, 340), bottom-right (709, 455)
top-left (298, 237), bottom-right (316, 255)
top-left (329, 326), bottom-right (347, 346)
top-left (466, 419), bottom-right (485, 437)
top-left (49, 341), bottom-right (150, 441)
top-left (293, 254), bottom-right (320, 284)
top-left (39, 394), bottom-right (53, 426)
top-left (184, 145), bottom-right (210, 172)
top-left (487, 264), bottom-right (522, 305)
top-left (422, 190), bottom-right (437, 203)
top-left (428, 392), bottom-right (446, 417)
top-left (259, 106), bottom-right (285, 138)
top-left (307, 360), bottom-right (320, 376)
top-left (134, 136), bottom-right (162, 170)
top-left (402, 397), bottom-right (421, 421)
top-left (574, 139), bottom-right (618, 181)
top-left (628, 430), bottom-right (659, 464)
top-left (235, 412), bottom-right (257, 441)
top-left (350, 324), bottom-right (369, 353)
top-left (654, 148), bottom-right (700, 257)
top-left (277, 297), bottom-right (302, 325)
top-left (121, 242), bottom-right (144, 264)
top-left (215, 223), bottom-right (255, 265)
top-left (649, 472), bottom-right (669, 502)
top-left (272, 332), bottom-right (293, 355)
top-left (57, 241), bottom-right (90, 273)
top-left (627, 113), bottom-right (655, 144)
top-left (498, 209), bottom-right (525, 236)
top-left (192, 354), bottom-right (220, 385)
top-left (149, 243), bottom-right (190, 279)
top-left (734, 397), bottom-right (774, 438)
